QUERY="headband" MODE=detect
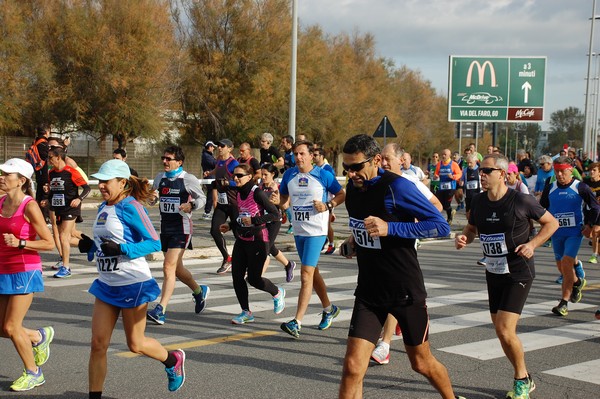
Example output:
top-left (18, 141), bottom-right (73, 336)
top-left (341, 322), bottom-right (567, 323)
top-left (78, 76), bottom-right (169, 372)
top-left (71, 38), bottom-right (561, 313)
top-left (553, 163), bottom-right (573, 171)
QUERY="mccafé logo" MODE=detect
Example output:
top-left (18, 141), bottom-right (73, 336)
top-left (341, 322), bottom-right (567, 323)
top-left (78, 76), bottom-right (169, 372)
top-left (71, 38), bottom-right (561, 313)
top-left (466, 60), bottom-right (497, 87)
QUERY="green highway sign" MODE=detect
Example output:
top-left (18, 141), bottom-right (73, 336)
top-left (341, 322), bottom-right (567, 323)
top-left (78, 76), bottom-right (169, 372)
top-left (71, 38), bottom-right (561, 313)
top-left (448, 56), bottom-right (546, 122)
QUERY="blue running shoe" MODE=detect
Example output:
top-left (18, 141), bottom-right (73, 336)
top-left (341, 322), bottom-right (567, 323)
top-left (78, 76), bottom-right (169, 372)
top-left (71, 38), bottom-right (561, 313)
top-left (165, 349), bottom-right (185, 392)
top-left (192, 285), bottom-right (210, 314)
top-left (53, 266), bottom-right (71, 278)
top-left (273, 287), bottom-right (285, 315)
top-left (147, 304), bottom-right (166, 325)
top-left (318, 304), bottom-right (340, 330)
top-left (231, 310), bottom-right (254, 324)
top-left (555, 275), bottom-right (563, 284)
top-left (574, 260), bottom-right (585, 279)
top-left (280, 319), bottom-right (301, 338)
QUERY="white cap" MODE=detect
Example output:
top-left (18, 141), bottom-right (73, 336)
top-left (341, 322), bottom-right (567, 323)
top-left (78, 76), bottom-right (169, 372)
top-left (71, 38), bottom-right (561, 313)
top-left (0, 158), bottom-right (34, 181)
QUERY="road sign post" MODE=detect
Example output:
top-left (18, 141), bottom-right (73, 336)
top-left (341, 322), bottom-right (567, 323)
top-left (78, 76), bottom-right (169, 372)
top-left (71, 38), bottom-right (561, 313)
top-left (448, 56), bottom-right (546, 123)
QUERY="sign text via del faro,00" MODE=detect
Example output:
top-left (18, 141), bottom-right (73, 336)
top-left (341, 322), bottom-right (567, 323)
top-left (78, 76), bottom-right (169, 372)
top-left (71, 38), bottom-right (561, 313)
top-left (448, 56), bottom-right (546, 123)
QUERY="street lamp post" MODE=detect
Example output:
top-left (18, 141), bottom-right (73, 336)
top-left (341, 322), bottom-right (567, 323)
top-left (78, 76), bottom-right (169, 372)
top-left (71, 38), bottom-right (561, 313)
top-left (584, 0), bottom-right (598, 155)
top-left (288, 0), bottom-right (298, 141)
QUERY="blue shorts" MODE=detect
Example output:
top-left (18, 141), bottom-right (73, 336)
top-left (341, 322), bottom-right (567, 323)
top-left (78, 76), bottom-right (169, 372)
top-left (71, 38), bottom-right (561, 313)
top-left (160, 233), bottom-right (192, 252)
top-left (0, 270), bottom-right (44, 295)
top-left (294, 235), bottom-right (327, 267)
top-left (551, 235), bottom-right (583, 260)
top-left (88, 279), bottom-right (160, 308)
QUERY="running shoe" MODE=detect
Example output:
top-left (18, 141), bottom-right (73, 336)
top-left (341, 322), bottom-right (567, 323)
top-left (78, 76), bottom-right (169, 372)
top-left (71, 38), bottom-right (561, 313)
top-left (231, 310), bottom-right (254, 324)
top-left (192, 285), bottom-right (210, 314)
top-left (216, 256), bottom-right (232, 274)
top-left (574, 261), bottom-right (585, 279)
top-left (286, 225), bottom-right (294, 235)
top-left (280, 319), bottom-right (301, 338)
top-left (273, 287), bottom-right (285, 315)
top-left (10, 368), bottom-right (45, 391)
top-left (371, 341), bottom-right (390, 365)
top-left (202, 212), bottom-right (212, 220)
top-left (551, 301), bottom-right (568, 317)
top-left (555, 275), bottom-right (563, 284)
top-left (448, 209), bottom-right (456, 225)
top-left (395, 323), bottom-right (402, 336)
top-left (570, 278), bottom-right (586, 303)
top-left (595, 309), bottom-right (600, 320)
top-left (324, 243), bottom-right (336, 255)
top-left (542, 240), bottom-right (552, 248)
top-left (53, 266), bottom-right (71, 278)
top-left (147, 304), bottom-right (166, 325)
top-left (52, 260), bottom-right (63, 270)
top-left (284, 260), bottom-right (296, 283)
top-left (318, 304), bottom-right (340, 330)
top-left (506, 375), bottom-right (535, 399)
top-left (33, 326), bottom-right (54, 366)
top-left (588, 254), bottom-right (598, 264)
top-left (165, 349), bottom-right (185, 392)
top-left (477, 257), bottom-right (487, 266)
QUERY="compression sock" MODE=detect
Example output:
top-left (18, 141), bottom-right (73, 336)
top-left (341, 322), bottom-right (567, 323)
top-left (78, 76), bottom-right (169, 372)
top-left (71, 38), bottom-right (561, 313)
top-left (89, 392), bottom-right (102, 399)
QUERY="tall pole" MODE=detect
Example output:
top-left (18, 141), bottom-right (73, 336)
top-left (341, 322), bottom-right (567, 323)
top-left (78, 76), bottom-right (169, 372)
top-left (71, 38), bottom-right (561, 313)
top-left (584, 0), bottom-right (597, 155)
top-left (288, 0), bottom-right (298, 141)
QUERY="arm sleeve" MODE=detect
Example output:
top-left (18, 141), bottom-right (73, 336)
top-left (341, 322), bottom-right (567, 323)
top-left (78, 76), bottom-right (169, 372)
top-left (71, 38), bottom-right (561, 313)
top-left (385, 179), bottom-right (450, 239)
top-left (184, 173), bottom-right (206, 211)
top-left (252, 189), bottom-right (280, 225)
top-left (78, 184), bottom-right (91, 200)
top-left (539, 183), bottom-right (551, 209)
top-left (119, 201), bottom-right (161, 259)
top-left (579, 183), bottom-right (600, 225)
top-left (452, 162), bottom-right (463, 181)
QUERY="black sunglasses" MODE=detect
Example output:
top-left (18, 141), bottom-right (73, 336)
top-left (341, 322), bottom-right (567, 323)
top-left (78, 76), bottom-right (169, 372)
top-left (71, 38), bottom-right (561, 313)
top-left (161, 156), bottom-right (176, 162)
top-left (479, 167), bottom-right (503, 175)
top-left (342, 157), bottom-right (373, 173)
top-left (233, 173), bottom-right (250, 178)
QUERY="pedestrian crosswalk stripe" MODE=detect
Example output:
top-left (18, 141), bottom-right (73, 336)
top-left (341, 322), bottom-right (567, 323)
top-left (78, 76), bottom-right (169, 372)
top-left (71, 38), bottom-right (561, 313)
top-left (439, 319), bottom-right (600, 360)
top-left (543, 359), bottom-right (600, 384)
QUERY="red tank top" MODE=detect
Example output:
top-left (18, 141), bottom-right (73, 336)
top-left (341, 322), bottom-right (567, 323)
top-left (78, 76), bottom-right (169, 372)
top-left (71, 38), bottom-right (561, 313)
top-left (0, 195), bottom-right (42, 274)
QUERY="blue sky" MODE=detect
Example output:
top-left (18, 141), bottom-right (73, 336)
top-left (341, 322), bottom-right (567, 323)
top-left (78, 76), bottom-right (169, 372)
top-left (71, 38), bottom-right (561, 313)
top-left (297, 0), bottom-right (596, 128)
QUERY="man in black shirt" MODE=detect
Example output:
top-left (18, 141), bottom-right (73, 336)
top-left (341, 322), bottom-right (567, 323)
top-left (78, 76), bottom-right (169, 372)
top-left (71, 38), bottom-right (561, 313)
top-left (259, 132), bottom-right (283, 169)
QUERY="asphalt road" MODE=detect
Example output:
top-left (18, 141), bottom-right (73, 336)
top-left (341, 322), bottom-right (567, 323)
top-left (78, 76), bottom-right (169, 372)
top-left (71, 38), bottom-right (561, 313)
top-left (1, 205), bottom-right (599, 398)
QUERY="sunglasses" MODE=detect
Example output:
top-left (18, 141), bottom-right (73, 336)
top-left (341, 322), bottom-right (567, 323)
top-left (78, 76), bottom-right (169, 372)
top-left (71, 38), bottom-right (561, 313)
top-left (342, 157), bottom-right (373, 173)
top-left (233, 173), bottom-right (250, 178)
top-left (479, 167), bottom-right (503, 175)
top-left (161, 156), bottom-right (176, 162)
top-left (0, 171), bottom-right (15, 177)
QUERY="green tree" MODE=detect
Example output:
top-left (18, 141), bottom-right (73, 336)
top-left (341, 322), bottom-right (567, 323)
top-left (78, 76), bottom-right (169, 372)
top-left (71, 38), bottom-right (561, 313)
top-left (548, 106), bottom-right (584, 151)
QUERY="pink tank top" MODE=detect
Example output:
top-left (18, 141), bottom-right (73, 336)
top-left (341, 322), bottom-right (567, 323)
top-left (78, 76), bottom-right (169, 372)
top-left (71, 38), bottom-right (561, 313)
top-left (237, 186), bottom-right (268, 242)
top-left (0, 195), bottom-right (42, 274)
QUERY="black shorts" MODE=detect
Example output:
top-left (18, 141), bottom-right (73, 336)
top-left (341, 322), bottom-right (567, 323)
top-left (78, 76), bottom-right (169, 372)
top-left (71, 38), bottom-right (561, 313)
top-left (348, 297), bottom-right (430, 347)
top-left (54, 208), bottom-right (82, 225)
top-left (160, 233), bottom-right (192, 252)
top-left (486, 271), bottom-right (532, 314)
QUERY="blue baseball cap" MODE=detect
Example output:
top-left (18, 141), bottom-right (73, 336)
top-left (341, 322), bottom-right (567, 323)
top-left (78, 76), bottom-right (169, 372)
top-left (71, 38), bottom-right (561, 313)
top-left (91, 159), bottom-right (131, 180)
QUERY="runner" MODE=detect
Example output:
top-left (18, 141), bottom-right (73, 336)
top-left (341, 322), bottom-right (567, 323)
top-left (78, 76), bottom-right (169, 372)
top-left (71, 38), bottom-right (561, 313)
top-left (583, 162), bottom-right (600, 263)
top-left (434, 149), bottom-right (462, 225)
top-left (146, 146), bottom-right (209, 325)
top-left (539, 156), bottom-right (600, 317)
top-left (277, 140), bottom-right (345, 338)
top-left (258, 163), bottom-right (296, 281)
top-left (0, 158), bottom-right (55, 392)
top-left (313, 147), bottom-right (338, 254)
top-left (83, 159), bottom-right (185, 397)
top-left (45, 146), bottom-right (91, 278)
top-left (219, 164), bottom-right (286, 324)
top-left (339, 134), bottom-right (464, 399)
top-left (456, 153), bottom-right (558, 399)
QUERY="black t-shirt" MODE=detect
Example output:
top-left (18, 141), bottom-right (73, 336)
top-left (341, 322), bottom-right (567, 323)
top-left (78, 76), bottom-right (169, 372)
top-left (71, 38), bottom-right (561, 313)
top-left (469, 189), bottom-right (546, 280)
top-left (260, 146), bottom-right (282, 166)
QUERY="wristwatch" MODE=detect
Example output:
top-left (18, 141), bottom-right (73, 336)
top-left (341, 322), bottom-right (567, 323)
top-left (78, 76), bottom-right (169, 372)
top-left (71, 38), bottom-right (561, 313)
top-left (326, 201), bottom-right (334, 212)
top-left (18, 239), bottom-right (26, 249)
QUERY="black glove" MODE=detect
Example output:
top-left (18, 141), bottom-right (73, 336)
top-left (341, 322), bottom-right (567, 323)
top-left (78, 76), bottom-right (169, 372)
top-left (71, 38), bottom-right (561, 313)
top-left (100, 238), bottom-right (122, 257)
top-left (78, 234), bottom-right (94, 253)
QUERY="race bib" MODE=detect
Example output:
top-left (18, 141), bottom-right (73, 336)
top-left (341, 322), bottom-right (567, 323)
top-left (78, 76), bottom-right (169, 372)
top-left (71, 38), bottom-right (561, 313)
top-left (556, 212), bottom-right (576, 228)
top-left (96, 256), bottom-right (120, 272)
top-left (160, 197), bottom-right (180, 213)
top-left (440, 182), bottom-right (452, 190)
top-left (292, 205), bottom-right (312, 222)
top-left (52, 194), bottom-right (65, 207)
top-left (466, 180), bottom-right (478, 190)
top-left (485, 256), bottom-right (509, 274)
top-left (480, 233), bottom-right (509, 256)
top-left (217, 192), bottom-right (228, 205)
top-left (348, 217), bottom-right (381, 249)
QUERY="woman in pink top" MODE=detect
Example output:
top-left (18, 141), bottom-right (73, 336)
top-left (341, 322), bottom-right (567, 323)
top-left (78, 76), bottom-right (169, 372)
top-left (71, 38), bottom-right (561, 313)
top-left (0, 158), bottom-right (54, 392)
